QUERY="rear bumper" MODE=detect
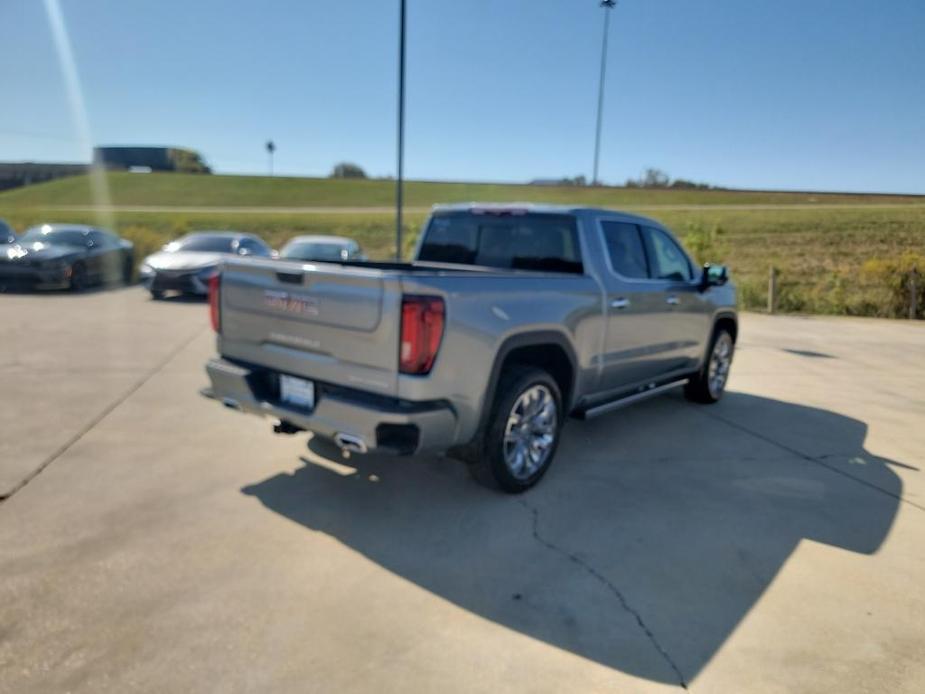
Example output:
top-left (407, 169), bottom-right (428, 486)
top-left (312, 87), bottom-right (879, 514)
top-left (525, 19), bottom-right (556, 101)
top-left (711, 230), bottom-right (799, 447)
top-left (205, 357), bottom-right (457, 455)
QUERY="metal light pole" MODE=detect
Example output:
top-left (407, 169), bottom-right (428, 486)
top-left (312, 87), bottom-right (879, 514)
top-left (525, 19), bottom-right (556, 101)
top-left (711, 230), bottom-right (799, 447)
top-left (395, 0), bottom-right (406, 260)
top-left (592, 0), bottom-right (616, 186)
top-left (266, 140), bottom-right (275, 177)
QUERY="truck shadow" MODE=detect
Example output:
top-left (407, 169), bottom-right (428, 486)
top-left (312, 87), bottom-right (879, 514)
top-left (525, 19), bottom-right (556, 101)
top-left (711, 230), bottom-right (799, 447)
top-left (241, 392), bottom-right (905, 686)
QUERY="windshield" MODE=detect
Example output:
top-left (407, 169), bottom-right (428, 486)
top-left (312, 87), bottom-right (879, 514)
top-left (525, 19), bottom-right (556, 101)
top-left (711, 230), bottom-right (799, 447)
top-left (20, 227), bottom-right (88, 246)
top-left (281, 241), bottom-right (349, 261)
top-left (418, 212), bottom-right (583, 274)
top-left (167, 234), bottom-right (237, 253)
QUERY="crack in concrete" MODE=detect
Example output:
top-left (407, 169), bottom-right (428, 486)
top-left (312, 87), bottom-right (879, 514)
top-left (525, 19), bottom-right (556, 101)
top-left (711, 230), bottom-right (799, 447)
top-left (695, 408), bottom-right (925, 513)
top-left (0, 326), bottom-right (207, 504)
top-left (519, 499), bottom-right (689, 690)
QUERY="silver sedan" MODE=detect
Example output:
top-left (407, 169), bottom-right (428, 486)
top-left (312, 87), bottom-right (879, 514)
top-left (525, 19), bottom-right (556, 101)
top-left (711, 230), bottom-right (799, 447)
top-left (139, 231), bottom-right (273, 299)
top-left (279, 235), bottom-right (366, 263)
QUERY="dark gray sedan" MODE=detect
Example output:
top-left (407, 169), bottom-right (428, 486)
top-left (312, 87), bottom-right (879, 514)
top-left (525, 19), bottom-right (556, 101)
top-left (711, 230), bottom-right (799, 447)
top-left (0, 224), bottom-right (134, 291)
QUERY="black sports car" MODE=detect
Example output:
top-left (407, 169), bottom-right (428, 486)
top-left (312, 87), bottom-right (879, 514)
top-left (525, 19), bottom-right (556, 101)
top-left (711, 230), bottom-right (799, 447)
top-left (0, 219), bottom-right (15, 245)
top-left (0, 224), bottom-right (134, 292)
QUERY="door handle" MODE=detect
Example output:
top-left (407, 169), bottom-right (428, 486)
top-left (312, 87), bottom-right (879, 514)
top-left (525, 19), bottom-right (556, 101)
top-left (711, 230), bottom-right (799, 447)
top-left (666, 295), bottom-right (680, 306)
top-left (610, 297), bottom-right (630, 309)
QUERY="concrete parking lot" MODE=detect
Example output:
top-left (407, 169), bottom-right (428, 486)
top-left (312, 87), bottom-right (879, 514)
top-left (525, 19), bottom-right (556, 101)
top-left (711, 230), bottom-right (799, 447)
top-left (1, 287), bottom-right (924, 693)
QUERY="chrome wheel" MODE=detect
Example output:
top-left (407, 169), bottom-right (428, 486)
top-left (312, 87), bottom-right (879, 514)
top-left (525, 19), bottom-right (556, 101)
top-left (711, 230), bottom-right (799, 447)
top-left (707, 333), bottom-right (733, 398)
top-left (503, 384), bottom-right (558, 480)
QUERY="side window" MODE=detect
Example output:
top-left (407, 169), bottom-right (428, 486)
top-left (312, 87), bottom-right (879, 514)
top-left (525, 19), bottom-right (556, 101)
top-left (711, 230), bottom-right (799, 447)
top-left (90, 229), bottom-right (118, 248)
top-left (641, 226), bottom-right (693, 282)
top-left (237, 238), bottom-right (270, 256)
top-left (600, 221), bottom-right (648, 279)
top-left (88, 230), bottom-right (110, 248)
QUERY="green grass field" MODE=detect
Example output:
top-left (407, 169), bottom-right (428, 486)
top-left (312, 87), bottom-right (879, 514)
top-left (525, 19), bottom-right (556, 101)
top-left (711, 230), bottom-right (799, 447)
top-left (2, 172), bottom-right (923, 318)
top-left (3, 171), bottom-right (924, 209)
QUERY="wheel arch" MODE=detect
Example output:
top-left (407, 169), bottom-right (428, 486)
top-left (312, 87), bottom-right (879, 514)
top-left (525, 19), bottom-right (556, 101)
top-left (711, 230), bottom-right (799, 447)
top-left (695, 311), bottom-right (738, 371)
top-left (713, 311), bottom-right (738, 343)
top-left (478, 331), bottom-right (578, 433)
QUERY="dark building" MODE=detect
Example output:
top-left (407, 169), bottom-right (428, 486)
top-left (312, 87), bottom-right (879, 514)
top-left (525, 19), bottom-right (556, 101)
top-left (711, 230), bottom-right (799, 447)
top-left (93, 146), bottom-right (211, 174)
top-left (0, 146), bottom-right (210, 193)
top-left (0, 162), bottom-right (88, 192)
top-left (94, 146), bottom-right (171, 171)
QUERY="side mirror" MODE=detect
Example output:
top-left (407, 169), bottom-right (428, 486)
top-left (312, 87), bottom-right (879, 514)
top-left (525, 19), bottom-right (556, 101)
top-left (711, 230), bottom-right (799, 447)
top-left (700, 263), bottom-right (729, 290)
top-left (238, 247), bottom-right (251, 256)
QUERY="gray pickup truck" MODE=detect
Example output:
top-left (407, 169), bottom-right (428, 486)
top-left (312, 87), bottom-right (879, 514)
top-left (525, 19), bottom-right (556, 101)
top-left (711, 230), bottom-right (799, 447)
top-left (205, 204), bottom-right (736, 492)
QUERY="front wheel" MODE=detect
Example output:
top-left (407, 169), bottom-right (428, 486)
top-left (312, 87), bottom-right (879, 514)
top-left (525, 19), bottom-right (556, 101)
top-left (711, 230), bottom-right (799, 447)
top-left (685, 328), bottom-right (735, 403)
top-left (68, 262), bottom-right (88, 292)
top-left (469, 366), bottom-right (563, 493)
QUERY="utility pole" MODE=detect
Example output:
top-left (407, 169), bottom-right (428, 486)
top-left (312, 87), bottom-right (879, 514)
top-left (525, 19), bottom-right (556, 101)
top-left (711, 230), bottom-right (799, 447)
top-left (395, 0), bottom-right (406, 260)
top-left (266, 140), bottom-right (275, 177)
top-left (592, 0), bottom-right (616, 185)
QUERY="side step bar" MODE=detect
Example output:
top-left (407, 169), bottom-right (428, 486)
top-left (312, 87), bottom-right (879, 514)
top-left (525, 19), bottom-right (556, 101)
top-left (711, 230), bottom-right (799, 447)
top-left (577, 379), bottom-right (689, 420)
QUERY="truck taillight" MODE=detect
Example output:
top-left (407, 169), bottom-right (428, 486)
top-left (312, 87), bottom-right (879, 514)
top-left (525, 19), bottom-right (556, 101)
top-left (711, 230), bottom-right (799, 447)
top-left (400, 295), bottom-right (444, 375)
top-left (208, 273), bottom-right (221, 332)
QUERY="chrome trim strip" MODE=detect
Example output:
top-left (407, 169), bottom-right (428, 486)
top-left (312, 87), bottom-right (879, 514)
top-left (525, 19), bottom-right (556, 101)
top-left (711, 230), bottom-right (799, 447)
top-left (581, 379), bottom-right (688, 419)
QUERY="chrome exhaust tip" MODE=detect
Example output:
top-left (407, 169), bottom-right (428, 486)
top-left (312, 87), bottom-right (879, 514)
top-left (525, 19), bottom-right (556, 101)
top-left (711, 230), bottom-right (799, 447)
top-left (334, 432), bottom-right (368, 455)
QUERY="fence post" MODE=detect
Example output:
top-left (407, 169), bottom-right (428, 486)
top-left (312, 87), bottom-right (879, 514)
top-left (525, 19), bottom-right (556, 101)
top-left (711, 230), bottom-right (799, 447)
top-left (768, 266), bottom-right (778, 314)
top-left (911, 267), bottom-right (919, 320)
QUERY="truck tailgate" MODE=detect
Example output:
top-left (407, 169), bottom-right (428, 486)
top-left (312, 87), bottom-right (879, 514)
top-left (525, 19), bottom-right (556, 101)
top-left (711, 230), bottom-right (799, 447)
top-left (217, 258), bottom-right (401, 396)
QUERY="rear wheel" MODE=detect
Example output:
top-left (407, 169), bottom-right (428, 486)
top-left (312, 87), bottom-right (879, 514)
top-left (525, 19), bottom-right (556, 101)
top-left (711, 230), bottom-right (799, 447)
top-left (468, 366), bottom-right (563, 493)
top-left (685, 328), bottom-right (734, 403)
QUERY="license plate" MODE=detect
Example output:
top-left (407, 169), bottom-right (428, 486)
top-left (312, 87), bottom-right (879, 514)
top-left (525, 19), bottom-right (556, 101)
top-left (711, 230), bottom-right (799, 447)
top-left (279, 374), bottom-right (315, 409)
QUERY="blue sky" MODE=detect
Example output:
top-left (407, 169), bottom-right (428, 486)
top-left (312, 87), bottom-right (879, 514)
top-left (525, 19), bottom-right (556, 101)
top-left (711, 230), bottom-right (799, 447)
top-left (2, 0), bottom-right (923, 193)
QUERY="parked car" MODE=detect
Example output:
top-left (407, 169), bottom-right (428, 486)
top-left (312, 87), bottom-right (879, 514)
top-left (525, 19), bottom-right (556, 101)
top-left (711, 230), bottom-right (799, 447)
top-left (139, 231), bottom-right (273, 299)
top-left (204, 204), bottom-right (736, 492)
top-left (0, 223), bottom-right (133, 291)
top-left (0, 219), bottom-right (16, 245)
top-left (279, 235), bottom-right (366, 262)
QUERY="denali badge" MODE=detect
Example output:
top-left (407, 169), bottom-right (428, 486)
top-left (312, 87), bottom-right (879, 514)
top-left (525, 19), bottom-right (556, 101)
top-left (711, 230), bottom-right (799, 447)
top-left (263, 289), bottom-right (319, 316)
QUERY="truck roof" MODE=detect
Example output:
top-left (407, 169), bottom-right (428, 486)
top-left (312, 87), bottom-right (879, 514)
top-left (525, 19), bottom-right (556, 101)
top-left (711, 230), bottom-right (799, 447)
top-left (430, 202), bottom-right (661, 226)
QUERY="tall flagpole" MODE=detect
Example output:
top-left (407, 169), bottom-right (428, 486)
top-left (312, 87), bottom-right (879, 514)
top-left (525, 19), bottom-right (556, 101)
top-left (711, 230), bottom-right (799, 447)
top-left (593, 0), bottom-right (616, 185)
top-left (395, 0), bottom-right (406, 259)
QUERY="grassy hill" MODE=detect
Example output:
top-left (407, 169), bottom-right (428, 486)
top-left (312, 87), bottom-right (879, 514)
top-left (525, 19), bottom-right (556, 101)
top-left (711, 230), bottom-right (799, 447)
top-left (1, 171), bottom-right (923, 209)
top-left (1, 172), bottom-right (923, 318)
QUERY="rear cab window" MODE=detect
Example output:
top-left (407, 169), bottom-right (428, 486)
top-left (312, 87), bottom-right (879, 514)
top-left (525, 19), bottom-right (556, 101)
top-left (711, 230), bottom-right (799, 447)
top-left (418, 211), bottom-right (583, 274)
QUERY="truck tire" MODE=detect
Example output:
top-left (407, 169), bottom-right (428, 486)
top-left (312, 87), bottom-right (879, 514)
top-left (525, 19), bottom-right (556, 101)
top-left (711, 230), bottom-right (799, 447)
top-left (469, 365), bottom-right (563, 493)
top-left (684, 327), bottom-right (735, 404)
